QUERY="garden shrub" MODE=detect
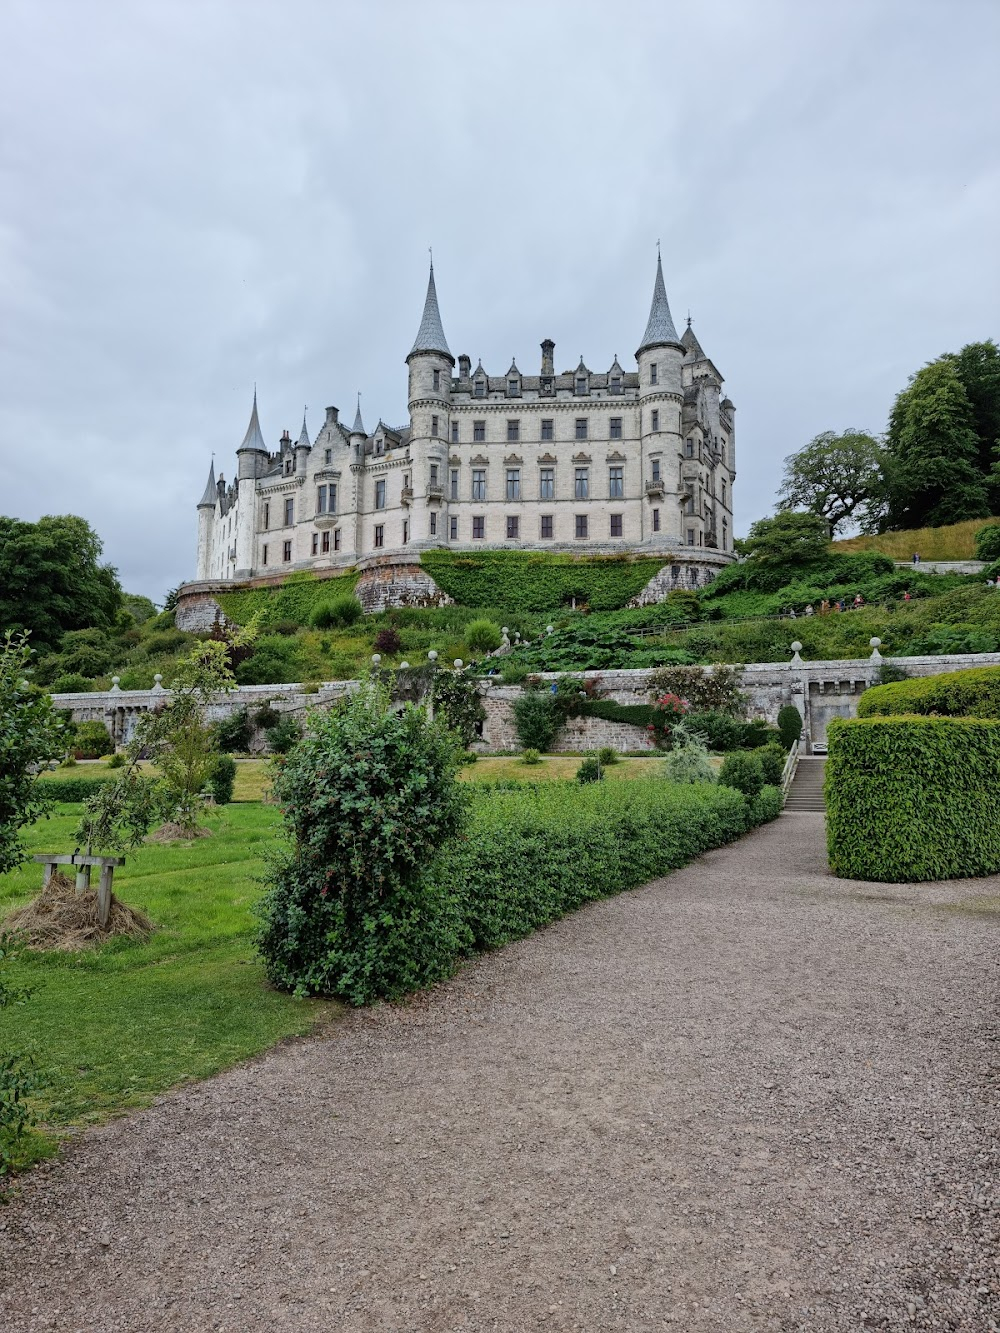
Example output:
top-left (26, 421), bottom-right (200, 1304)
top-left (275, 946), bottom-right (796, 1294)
top-left (253, 702), bottom-right (280, 730)
top-left (749, 785), bottom-right (784, 824)
top-left (756, 742), bottom-right (787, 787)
top-left (718, 751), bottom-right (765, 799)
top-left (682, 710), bottom-right (744, 751)
top-left (72, 720), bottom-right (114, 758)
top-left (266, 716), bottom-right (302, 754)
top-left (777, 704), bottom-right (803, 750)
top-left (235, 635), bottom-right (303, 686)
top-left (520, 748), bottom-right (541, 765)
top-left (876, 660), bottom-right (910, 685)
top-left (256, 682), bottom-right (468, 1005)
top-left (826, 715), bottom-right (1000, 881)
top-left (465, 619), bottom-right (502, 654)
top-left (661, 733), bottom-right (716, 784)
top-left (576, 755), bottom-right (603, 783)
top-left (106, 752), bottom-right (125, 768)
top-left (648, 663), bottom-right (746, 714)
top-left (207, 755), bottom-right (236, 805)
top-left (49, 673), bottom-right (92, 695)
top-left (974, 523), bottom-right (1000, 562)
top-left (512, 690), bottom-right (561, 752)
top-left (597, 746), bottom-right (619, 766)
top-left (373, 627), bottom-right (402, 655)
top-left (858, 664), bottom-right (1000, 719)
top-left (141, 629), bottom-right (190, 658)
top-left (310, 594), bottom-right (363, 630)
top-left (40, 776), bottom-right (118, 802)
top-left (431, 672), bottom-right (486, 748)
top-left (214, 706), bottom-right (253, 753)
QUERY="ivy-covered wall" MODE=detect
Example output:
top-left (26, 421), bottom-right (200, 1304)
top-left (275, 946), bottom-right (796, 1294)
top-left (420, 551), bottom-right (669, 613)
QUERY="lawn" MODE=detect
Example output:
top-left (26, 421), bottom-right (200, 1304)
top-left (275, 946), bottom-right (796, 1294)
top-left (0, 802), bottom-right (324, 1163)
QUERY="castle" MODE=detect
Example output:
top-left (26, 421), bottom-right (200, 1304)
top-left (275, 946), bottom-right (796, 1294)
top-left (194, 255), bottom-right (737, 586)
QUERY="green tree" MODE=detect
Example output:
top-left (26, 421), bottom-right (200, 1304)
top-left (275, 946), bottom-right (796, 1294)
top-left (0, 515), bottom-right (123, 649)
top-left (0, 632), bottom-right (66, 875)
top-left (945, 340), bottom-right (1000, 503)
top-left (880, 359), bottom-right (989, 529)
top-left (736, 511), bottom-right (830, 566)
top-left (777, 430), bottom-right (885, 535)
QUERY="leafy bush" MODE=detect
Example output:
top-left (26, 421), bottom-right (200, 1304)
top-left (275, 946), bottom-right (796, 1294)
top-left (49, 673), bottom-right (93, 695)
top-left (513, 689), bottom-right (561, 752)
top-left (0, 931), bottom-right (43, 1174)
top-left (974, 523), bottom-right (1000, 561)
top-left (253, 703), bottom-right (280, 730)
top-left (777, 704), bottom-right (803, 750)
top-left (465, 619), bottom-right (503, 654)
top-left (107, 752), bottom-right (125, 768)
top-left (858, 664), bottom-right (1000, 719)
top-left (597, 746), bottom-right (619, 766)
top-left (876, 660), bottom-right (910, 685)
top-left (431, 672), bottom-right (486, 748)
top-left (750, 785), bottom-right (784, 824)
top-left (756, 742), bottom-right (787, 787)
top-left (256, 682), bottom-right (467, 1005)
top-left (141, 629), bottom-right (190, 658)
top-left (661, 733), bottom-right (716, 784)
top-left (213, 706), bottom-right (253, 753)
top-left (576, 755), bottom-right (603, 783)
top-left (648, 664), bottom-right (746, 715)
top-left (520, 748), bottom-right (541, 765)
top-left (267, 716), bottom-right (302, 754)
top-left (235, 635), bottom-right (303, 686)
top-left (827, 715), bottom-right (1000, 881)
top-left (40, 775), bottom-right (118, 802)
top-left (718, 751), bottom-right (765, 799)
top-left (683, 710), bottom-right (745, 752)
top-left (1, 633), bottom-right (66, 874)
top-left (373, 627), bottom-right (402, 655)
top-left (72, 720), bottom-right (114, 759)
top-left (207, 755), bottom-right (236, 805)
top-left (310, 595), bottom-right (363, 630)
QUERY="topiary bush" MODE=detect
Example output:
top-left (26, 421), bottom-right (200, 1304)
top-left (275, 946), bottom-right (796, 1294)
top-left (858, 664), bottom-right (1000, 719)
top-left (974, 523), bottom-right (1000, 562)
top-left (756, 742), bottom-right (787, 787)
top-left (207, 755), bottom-right (236, 805)
top-left (310, 595), bottom-right (363, 630)
top-left (256, 681), bottom-right (468, 1004)
top-left (465, 619), bottom-right (503, 654)
top-left (777, 704), bottom-right (803, 751)
top-left (749, 784), bottom-right (784, 824)
top-left (826, 715), bottom-right (1000, 880)
top-left (718, 750), bottom-right (765, 799)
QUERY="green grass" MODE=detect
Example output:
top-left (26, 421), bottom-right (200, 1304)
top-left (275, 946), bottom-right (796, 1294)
top-left (0, 803), bottom-right (326, 1160)
top-left (833, 517), bottom-right (998, 561)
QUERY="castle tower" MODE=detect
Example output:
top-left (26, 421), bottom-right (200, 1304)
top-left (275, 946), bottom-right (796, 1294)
top-left (195, 461), bottom-right (217, 580)
top-left (406, 260), bottom-right (454, 546)
top-left (636, 252), bottom-right (686, 546)
top-left (294, 412), bottom-right (311, 474)
top-left (234, 390), bottom-right (267, 578)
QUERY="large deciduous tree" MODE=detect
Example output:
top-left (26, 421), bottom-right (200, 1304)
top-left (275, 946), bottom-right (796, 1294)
top-left (736, 511), bottom-right (831, 567)
top-left (945, 340), bottom-right (1000, 500)
top-left (880, 359), bottom-right (990, 529)
top-left (777, 430), bottom-right (885, 535)
top-left (0, 515), bottom-right (123, 650)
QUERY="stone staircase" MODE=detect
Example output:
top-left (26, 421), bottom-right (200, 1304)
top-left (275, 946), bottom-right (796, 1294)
top-left (784, 756), bottom-right (826, 813)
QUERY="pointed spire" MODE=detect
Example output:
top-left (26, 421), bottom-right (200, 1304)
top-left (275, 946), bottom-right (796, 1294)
top-left (197, 460), bottom-right (217, 508)
top-left (351, 394), bottom-right (366, 436)
top-left (297, 409), bottom-right (310, 449)
top-left (237, 388), bottom-right (268, 453)
top-left (681, 321), bottom-right (706, 360)
top-left (408, 260), bottom-right (453, 361)
top-left (637, 252), bottom-right (681, 354)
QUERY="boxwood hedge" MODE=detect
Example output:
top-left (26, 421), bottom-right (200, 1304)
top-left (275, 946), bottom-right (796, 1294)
top-left (37, 775), bottom-right (117, 803)
top-left (857, 664), bottom-right (1000, 719)
top-left (826, 715), bottom-right (1000, 881)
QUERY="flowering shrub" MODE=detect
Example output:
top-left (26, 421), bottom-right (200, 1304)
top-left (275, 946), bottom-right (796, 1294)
top-left (646, 692), bottom-right (690, 748)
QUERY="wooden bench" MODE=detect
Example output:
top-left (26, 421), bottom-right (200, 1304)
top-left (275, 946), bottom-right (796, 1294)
top-left (32, 854), bottom-right (126, 928)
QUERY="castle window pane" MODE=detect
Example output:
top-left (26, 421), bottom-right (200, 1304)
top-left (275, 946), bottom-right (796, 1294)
top-left (430, 512), bottom-right (437, 536)
top-left (539, 468), bottom-right (554, 500)
top-left (472, 468), bottom-right (487, 501)
top-left (650, 363), bottom-right (658, 385)
top-left (450, 468), bottom-right (459, 500)
top-left (451, 420), bottom-right (459, 444)
top-left (473, 420), bottom-right (486, 442)
top-left (610, 417), bottom-right (622, 439)
top-left (574, 468), bottom-right (589, 499)
top-left (651, 409), bottom-right (659, 431)
top-left (507, 419), bottom-right (520, 443)
top-left (610, 514), bottom-right (623, 537)
top-left (375, 479), bottom-right (386, 509)
top-left (575, 418), bottom-right (588, 440)
top-left (609, 466), bottom-right (623, 498)
top-left (541, 418), bottom-right (554, 441)
top-left (322, 530), bottom-right (330, 554)
top-left (540, 515), bottom-right (553, 539)
top-left (284, 498), bottom-right (294, 526)
top-left (472, 516), bottom-right (485, 539)
top-left (450, 515), bottom-right (458, 540)
top-left (317, 485), bottom-right (327, 513)
top-left (653, 508), bottom-right (660, 532)
top-left (431, 414), bottom-right (439, 436)
top-left (506, 469), bottom-right (520, 500)
top-left (283, 540), bottom-right (292, 561)
top-left (374, 524), bottom-right (384, 548)
top-left (575, 514), bottom-right (588, 539)
top-left (506, 515), bottom-right (519, 539)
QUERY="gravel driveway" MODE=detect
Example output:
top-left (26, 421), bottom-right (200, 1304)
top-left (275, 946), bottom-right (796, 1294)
top-left (2, 812), bottom-right (998, 1332)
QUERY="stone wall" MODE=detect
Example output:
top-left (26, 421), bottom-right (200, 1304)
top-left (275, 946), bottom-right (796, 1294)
top-left (354, 558), bottom-right (453, 614)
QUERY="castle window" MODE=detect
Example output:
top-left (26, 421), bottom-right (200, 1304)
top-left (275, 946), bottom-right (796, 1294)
top-left (575, 418), bottom-right (588, 440)
top-left (283, 540), bottom-right (292, 562)
top-left (541, 376), bottom-right (553, 394)
top-left (575, 514), bottom-right (588, 540)
top-left (322, 530), bottom-right (330, 554)
top-left (451, 420), bottom-right (459, 444)
top-left (334, 529), bottom-right (341, 551)
top-left (684, 494), bottom-right (694, 514)
top-left (651, 409), bottom-right (659, 432)
top-left (472, 468), bottom-right (487, 500)
top-left (374, 524), bottom-right (384, 548)
top-left (650, 363), bottom-right (658, 386)
top-left (450, 515), bottom-right (458, 540)
top-left (284, 498), bottom-right (294, 526)
top-left (539, 468), bottom-right (554, 500)
top-left (311, 533), bottom-right (318, 555)
top-left (610, 417), bottom-right (622, 439)
top-left (721, 480), bottom-right (727, 507)
top-left (317, 484), bottom-right (328, 513)
top-left (330, 484), bottom-right (337, 512)
top-left (609, 466), bottom-right (624, 498)
top-left (575, 376), bottom-right (587, 395)
top-left (540, 418), bottom-right (553, 441)
top-left (506, 468), bottom-right (520, 500)
top-left (430, 512), bottom-right (437, 536)
top-left (433, 369), bottom-right (441, 391)
top-left (687, 528), bottom-right (695, 547)
top-left (262, 543), bottom-right (269, 565)
top-left (285, 457), bottom-right (293, 475)
top-left (507, 419), bottom-right (520, 443)
top-left (506, 515), bottom-right (519, 539)
top-left (431, 414), bottom-right (439, 436)
top-left (473, 420), bottom-right (485, 442)
top-left (450, 468), bottom-right (459, 500)
top-left (611, 375), bottom-right (622, 394)
top-left (375, 479), bottom-right (386, 509)
top-left (540, 515), bottom-right (553, 539)
top-left (652, 508), bottom-right (660, 533)
top-left (610, 514), bottom-right (623, 537)
top-left (722, 517), bottom-right (728, 550)
top-left (430, 463), bottom-right (439, 487)
top-left (508, 379), bottom-right (519, 396)
top-left (403, 519), bottom-right (409, 543)
top-left (263, 502), bottom-right (270, 529)
top-left (652, 459), bottom-right (661, 482)
top-left (475, 379), bottom-right (486, 398)
top-left (685, 439), bottom-right (694, 458)
top-left (574, 467), bottom-right (589, 500)
top-left (324, 448), bottom-right (332, 465)
top-left (472, 516), bottom-right (485, 539)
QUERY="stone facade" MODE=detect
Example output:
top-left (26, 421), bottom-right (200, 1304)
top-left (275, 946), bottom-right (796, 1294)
top-left (193, 255), bottom-right (736, 589)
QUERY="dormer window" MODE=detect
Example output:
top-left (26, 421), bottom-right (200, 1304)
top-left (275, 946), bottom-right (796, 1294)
top-left (376, 438), bottom-right (384, 456)
top-left (284, 457), bottom-right (293, 475)
top-left (575, 376), bottom-right (587, 395)
top-left (475, 379), bottom-right (486, 398)
top-left (611, 375), bottom-right (622, 393)
top-left (508, 378), bottom-right (519, 396)
top-left (541, 376), bottom-right (553, 394)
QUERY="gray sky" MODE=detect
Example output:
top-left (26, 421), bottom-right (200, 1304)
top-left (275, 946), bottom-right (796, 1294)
top-left (2, 0), bottom-right (997, 601)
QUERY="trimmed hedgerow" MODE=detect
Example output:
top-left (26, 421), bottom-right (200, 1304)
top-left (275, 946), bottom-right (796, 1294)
top-left (777, 704), bottom-right (803, 750)
top-left (38, 775), bottom-right (154, 803)
top-left (421, 550), bottom-right (668, 613)
top-left (857, 664), bottom-right (1000, 719)
top-left (826, 715), bottom-right (1000, 881)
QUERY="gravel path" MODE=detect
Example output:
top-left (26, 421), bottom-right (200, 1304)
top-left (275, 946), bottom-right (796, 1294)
top-left (2, 813), bottom-right (998, 1332)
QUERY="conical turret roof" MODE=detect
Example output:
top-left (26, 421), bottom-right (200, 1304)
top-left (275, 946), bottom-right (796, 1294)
top-left (197, 460), bottom-right (217, 508)
top-left (637, 253), bottom-right (681, 354)
top-left (681, 320), bottom-right (706, 359)
top-left (237, 389), bottom-right (268, 453)
top-left (296, 411), bottom-right (310, 448)
top-left (351, 398), bottom-right (366, 435)
top-left (408, 261), bottom-right (452, 361)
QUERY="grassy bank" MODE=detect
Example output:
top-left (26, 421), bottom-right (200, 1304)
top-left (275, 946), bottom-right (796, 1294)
top-left (833, 517), bottom-right (997, 562)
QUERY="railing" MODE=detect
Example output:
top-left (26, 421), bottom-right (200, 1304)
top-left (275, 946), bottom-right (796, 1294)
top-left (645, 480), bottom-right (665, 497)
top-left (426, 485), bottom-right (444, 502)
top-left (780, 738), bottom-right (800, 804)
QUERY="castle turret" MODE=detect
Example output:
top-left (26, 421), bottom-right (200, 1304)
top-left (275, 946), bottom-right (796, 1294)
top-left (196, 461), bottom-right (216, 579)
top-left (294, 412), bottom-right (311, 474)
top-left (636, 253), bottom-right (686, 547)
top-left (406, 260), bottom-right (454, 545)
top-left (233, 390), bottom-right (266, 578)
top-left (236, 388), bottom-right (269, 480)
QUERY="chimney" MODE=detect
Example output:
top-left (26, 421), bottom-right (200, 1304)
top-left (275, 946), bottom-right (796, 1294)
top-left (540, 339), bottom-right (555, 376)
top-left (458, 353), bottom-right (471, 378)
top-left (325, 405), bottom-right (339, 425)
top-left (280, 429), bottom-right (291, 445)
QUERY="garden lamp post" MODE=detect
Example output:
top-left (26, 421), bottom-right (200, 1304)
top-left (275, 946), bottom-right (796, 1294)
top-left (427, 650), bottom-right (438, 720)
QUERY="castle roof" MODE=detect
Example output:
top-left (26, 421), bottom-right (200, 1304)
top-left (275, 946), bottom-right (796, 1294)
top-left (637, 253), bottom-right (681, 354)
top-left (408, 261), bottom-right (452, 362)
top-left (351, 398), bottom-right (366, 435)
top-left (296, 412), bottom-right (310, 449)
top-left (237, 389), bottom-right (268, 453)
top-left (681, 321), bottom-right (706, 360)
top-left (197, 460), bottom-right (217, 508)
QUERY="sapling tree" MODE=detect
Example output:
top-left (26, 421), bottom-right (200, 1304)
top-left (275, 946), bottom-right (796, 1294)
top-left (0, 631), bottom-right (66, 876)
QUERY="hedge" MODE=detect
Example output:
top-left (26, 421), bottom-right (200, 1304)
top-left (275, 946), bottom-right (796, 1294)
top-left (37, 775), bottom-right (117, 802)
top-left (420, 551), bottom-right (668, 613)
top-left (216, 571), bottom-right (360, 629)
top-left (857, 664), bottom-right (1000, 719)
top-left (826, 715), bottom-right (1000, 881)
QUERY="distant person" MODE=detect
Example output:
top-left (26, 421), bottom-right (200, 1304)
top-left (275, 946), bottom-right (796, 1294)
top-left (912, 552), bottom-right (921, 565)
top-left (996, 575), bottom-right (1000, 588)
top-left (789, 607), bottom-right (797, 619)
top-left (820, 599), bottom-right (830, 615)
top-left (837, 599), bottom-right (846, 612)
top-left (853, 593), bottom-right (864, 609)
top-left (805, 603), bottom-right (814, 616)
top-left (903, 590), bottom-right (911, 602)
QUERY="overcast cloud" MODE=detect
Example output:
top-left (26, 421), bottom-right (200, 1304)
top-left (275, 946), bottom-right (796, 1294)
top-left (1, 0), bottom-right (997, 600)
